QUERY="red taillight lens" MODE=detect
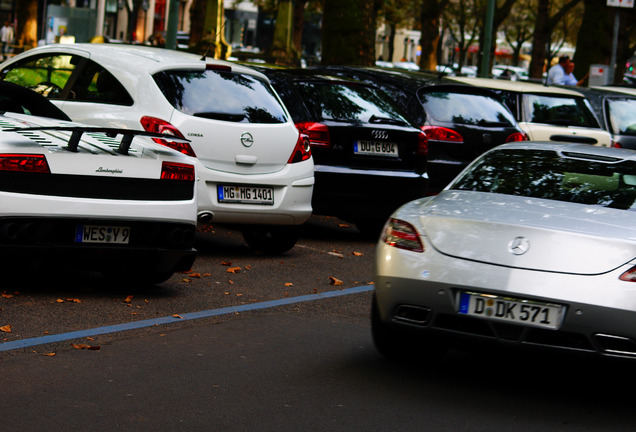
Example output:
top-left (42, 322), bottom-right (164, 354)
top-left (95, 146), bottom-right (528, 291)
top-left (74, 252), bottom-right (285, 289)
top-left (161, 161), bottom-right (195, 181)
top-left (140, 116), bottom-right (196, 157)
top-left (417, 131), bottom-right (428, 156)
top-left (506, 132), bottom-right (529, 142)
top-left (421, 126), bottom-right (463, 143)
top-left (288, 131), bottom-right (312, 164)
top-left (382, 218), bottom-right (424, 253)
top-left (613, 141), bottom-right (621, 148)
top-left (619, 265), bottom-right (636, 281)
top-left (296, 122), bottom-right (330, 148)
top-left (0, 154), bottom-right (50, 173)
top-left (206, 64), bottom-right (232, 72)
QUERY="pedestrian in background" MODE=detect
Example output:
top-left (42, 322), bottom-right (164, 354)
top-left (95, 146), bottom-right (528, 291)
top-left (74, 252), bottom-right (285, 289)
top-left (0, 21), bottom-right (14, 61)
top-left (547, 55), bottom-right (570, 85)
top-left (563, 62), bottom-right (588, 86)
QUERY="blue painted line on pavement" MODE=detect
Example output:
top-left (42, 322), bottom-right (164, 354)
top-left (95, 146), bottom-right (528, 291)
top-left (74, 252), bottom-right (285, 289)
top-left (0, 285), bottom-right (374, 352)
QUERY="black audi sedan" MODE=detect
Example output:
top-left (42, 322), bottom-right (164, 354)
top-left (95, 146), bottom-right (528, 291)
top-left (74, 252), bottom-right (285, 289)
top-left (308, 66), bottom-right (528, 193)
top-left (255, 67), bottom-right (428, 235)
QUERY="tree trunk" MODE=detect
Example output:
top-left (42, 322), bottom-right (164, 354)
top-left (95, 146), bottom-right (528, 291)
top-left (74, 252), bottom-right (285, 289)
top-left (419, 0), bottom-right (446, 71)
top-left (292, 0), bottom-right (307, 56)
top-left (572, 0), bottom-right (613, 83)
top-left (16, 0), bottom-right (37, 51)
top-left (321, 0), bottom-right (377, 65)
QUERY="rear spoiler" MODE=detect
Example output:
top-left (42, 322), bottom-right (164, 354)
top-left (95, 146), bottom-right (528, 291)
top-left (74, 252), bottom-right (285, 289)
top-left (1, 126), bottom-right (190, 155)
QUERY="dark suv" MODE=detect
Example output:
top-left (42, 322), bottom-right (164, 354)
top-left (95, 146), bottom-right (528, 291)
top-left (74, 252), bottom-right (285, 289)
top-left (310, 66), bottom-right (528, 193)
top-left (257, 67), bottom-right (428, 235)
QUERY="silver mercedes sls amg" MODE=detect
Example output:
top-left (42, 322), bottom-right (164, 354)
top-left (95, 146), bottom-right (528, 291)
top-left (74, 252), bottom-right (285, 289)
top-left (373, 142), bottom-right (636, 360)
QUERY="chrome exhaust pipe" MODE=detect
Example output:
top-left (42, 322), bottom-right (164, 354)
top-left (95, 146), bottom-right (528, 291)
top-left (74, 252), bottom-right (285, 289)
top-left (198, 211), bottom-right (214, 224)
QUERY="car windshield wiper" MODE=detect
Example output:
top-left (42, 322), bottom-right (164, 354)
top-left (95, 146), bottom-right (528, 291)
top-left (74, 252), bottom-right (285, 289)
top-left (194, 112), bottom-right (246, 122)
top-left (369, 115), bottom-right (408, 126)
top-left (477, 120), bottom-right (511, 127)
top-left (539, 119), bottom-right (577, 126)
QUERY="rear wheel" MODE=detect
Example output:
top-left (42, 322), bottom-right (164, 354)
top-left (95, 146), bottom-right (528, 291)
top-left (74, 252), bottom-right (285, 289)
top-left (241, 225), bottom-right (301, 254)
top-left (371, 294), bottom-right (447, 362)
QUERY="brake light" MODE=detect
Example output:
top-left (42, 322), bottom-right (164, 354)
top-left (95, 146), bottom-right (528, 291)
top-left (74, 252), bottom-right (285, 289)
top-left (417, 131), bottom-right (428, 156)
top-left (0, 154), bottom-right (50, 173)
top-left (288, 131), bottom-right (312, 164)
top-left (206, 64), bottom-right (232, 72)
top-left (140, 116), bottom-right (196, 157)
top-left (296, 122), bottom-right (330, 148)
top-left (506, 132), bottom-right (529, 142)
top-left (421, 126), bottom-right (463, 143)
top-left (613, 141), bottom-right (621, 148)
top-left (161, 161), bottom-right (195, 181)
top-left (382, 218), bottom-right (424, 253)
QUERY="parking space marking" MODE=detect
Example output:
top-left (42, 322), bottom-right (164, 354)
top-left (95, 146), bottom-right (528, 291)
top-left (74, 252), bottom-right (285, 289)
top-left (0, 285), bottom-right (374, 352)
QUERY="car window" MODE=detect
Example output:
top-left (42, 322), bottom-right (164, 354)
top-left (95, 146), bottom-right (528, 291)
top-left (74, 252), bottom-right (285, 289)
top-left (153, 69), bottom-right (288, 124)
top-left (294, 81), bottom-right (409, 124)
top-left (606, 98), bottom-right (636, 136)
top-left (522, 94), bottom-right (599, 128)
top-left (452, 148), bottom-right (636, 210)
top-left (1, 54), bottom-right (76, 99)
top-left (67, 59), bottom-right (133, 105)
top-left (417, 90), bottom-right (516, 126)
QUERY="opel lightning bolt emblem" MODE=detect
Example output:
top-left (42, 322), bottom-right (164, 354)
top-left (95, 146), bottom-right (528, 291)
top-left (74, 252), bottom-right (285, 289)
top-left (508, 236), bottom-right (530, 255)
top-left (240, 132), bottom-right (254, 147)
top-left (372, 130), bottom-right (389, 140)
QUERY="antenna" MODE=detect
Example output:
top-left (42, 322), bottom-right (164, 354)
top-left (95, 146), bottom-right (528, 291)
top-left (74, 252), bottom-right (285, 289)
top-left (200, 20), bottom-right (227, 61)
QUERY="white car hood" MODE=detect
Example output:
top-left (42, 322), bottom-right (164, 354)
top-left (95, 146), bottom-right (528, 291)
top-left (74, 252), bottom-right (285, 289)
top-left (416, 191), bottom-right (636, 275)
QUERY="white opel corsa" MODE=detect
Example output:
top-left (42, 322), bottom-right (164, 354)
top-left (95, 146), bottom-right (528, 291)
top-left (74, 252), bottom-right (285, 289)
top-left (0, 44), bottom-right (314, 253)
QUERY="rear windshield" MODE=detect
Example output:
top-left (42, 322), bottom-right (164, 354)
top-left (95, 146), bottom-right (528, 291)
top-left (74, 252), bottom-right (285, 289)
top-left (606, 98), bottom-right (636, 136)
top-left (522, 94), bottom-right (600, 128)
top-left (452, 148), bottom-right (636, 210)
top-left (417, 90), bottom-right (516, 126)
top-left (153, 69), bottom-right (288, 124)
top-left (294, 81), bottom-right (410, 124)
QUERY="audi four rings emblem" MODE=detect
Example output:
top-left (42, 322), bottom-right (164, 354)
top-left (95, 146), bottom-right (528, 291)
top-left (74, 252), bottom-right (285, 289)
top-left (372, 130), bottom-right (389, 140)
top-left (508, 236), bottom-right (530, 255)
top-left (240, 132), bottom-right (254, 147)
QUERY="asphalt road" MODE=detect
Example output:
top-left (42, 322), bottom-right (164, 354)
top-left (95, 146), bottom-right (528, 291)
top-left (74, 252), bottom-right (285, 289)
top-left (2, 216), bottom-right (636, 431)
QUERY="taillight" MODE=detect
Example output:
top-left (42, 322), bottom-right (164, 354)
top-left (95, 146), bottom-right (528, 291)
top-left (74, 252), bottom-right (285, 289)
top-left (506, 132), bottom-right (529, 142)
top-left (161, 161), bottom-right (195, 181)
top-left (140, 116), bottom-right (196, 157)
top-left (417, 131), bottom-right (428, 156)
top-left (0, 154), bottom-right (50, 173)
top-left (296, 122), bottom-right (330, 148)
top-left (421, 126), bottom-right (463, 143)
top-left (613, 141), bottom-right (621, 148)
top-left (206, 64), bottom-right (232, 72)
top-left (382, 218), bottom-right (424, 253)
top-left (288, 131), bottom-right (312, 164)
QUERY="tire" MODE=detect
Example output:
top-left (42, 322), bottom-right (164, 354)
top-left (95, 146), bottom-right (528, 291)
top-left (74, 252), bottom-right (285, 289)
top-left (241, 225), bottom-right (301, 254)
top-left (371, 294), bottom-right (447, 363)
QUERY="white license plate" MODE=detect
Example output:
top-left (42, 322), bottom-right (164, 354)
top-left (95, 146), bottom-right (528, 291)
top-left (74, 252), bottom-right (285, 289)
top-left (76, 225), bottom-right (130, 244)
top-left (458, 292), bottom-right (565, 330)
top-left (218, 185), bottom-right (274, 205)
top-left (354, 140), bottom-right (398, 157)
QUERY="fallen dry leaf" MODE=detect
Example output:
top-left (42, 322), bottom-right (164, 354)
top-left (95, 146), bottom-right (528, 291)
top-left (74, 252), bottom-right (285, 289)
top-left (181, 278), bottom-right (192, 283)
top-left (188, 273), bottom-right (201, 278)
top-left (66, 298), bottom-right (82, 303)
top-left (172, 314), bottom-right (183, 319)
top-left (123, 295), bottom-right (134, 303)
top-left (71, 343), bottom-right (100, 350)
top-left (226, 267), bottom-right (241, 274)
top-left (284, 282), bottom-right (293, 287)
top-left (42, 352), bottom-right (56, 357)
top-left (221, 261), bottom-right (232, 266)
top-left (56, 299), bottom-right (64, 303)
top-left (0, 324), bottom-right (11, 333)
top-left (352, 251), bottom-right (364, 256)
top-left (329, 276), bottom-right (343, 286)
top-left (2, 293), bottom-right (13, 298)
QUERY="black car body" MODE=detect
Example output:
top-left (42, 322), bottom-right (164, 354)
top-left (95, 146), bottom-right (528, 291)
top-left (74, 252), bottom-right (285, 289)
top-left (573, 86), bottom-right (636, 150)
top-left (308, 66), bottom-right (527, 193)
top-left (256, 67), bottom-right (428, 233)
